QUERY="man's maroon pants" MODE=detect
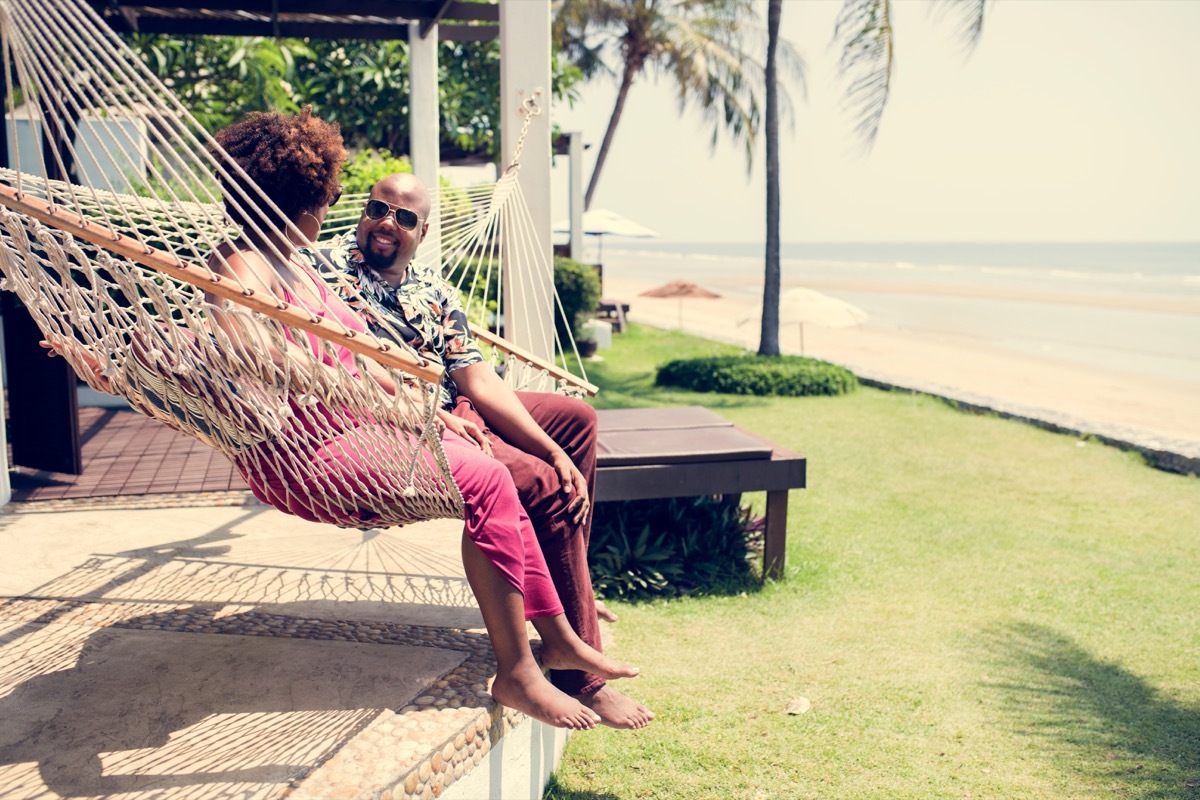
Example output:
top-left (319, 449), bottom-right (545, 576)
top-left (451, 392), bottom-right (603, 696)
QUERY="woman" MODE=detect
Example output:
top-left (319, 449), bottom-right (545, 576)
top-left (206, 109), bottom-right (636, 730)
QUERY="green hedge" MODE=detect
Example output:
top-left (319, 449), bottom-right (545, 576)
top-left (656, 354), bottom-right (858, 397)
top-left (442, 255), bottom-right (600, 343)
top-left (552, 256), bottom-right (601, 343)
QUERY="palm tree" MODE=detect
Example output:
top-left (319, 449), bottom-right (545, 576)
top-left (758, 0), bottom-right (782, 357)
top-left (755, 0), bottom-right (988, 356)
top-left (555, 0), bottom-right (778, 210)
top-left (836, 0), bottom-right (989, 151)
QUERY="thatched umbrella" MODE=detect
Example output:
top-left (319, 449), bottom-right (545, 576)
top-left (640, 280), bottom-right (721, 329)
top-left (738, 287), bottom-right (868, 354)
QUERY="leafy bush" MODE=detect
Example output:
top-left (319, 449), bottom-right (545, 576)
top-left (589, 496), bottom-right (762, 600)
top-left (656, 354), bottom-right (858, 397)
top-left (553, 256), bottom-right (601, 343)
top-left (339, 148), bottom-right (413, 195)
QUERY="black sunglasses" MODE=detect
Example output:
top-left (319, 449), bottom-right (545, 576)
top-left (330, 188), bottom-right (343, 207)
top-left (363, 199), bottom-right (421, 231)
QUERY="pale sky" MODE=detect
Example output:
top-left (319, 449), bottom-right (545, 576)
top-left (549, 0), bottom-right (1200, 244)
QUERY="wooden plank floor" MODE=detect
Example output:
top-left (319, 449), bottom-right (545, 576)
top-left (9, 408), bottom-right (246, 502)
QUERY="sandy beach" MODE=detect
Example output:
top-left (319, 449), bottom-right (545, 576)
top-left (598, 253), bottom-right (1200, 460)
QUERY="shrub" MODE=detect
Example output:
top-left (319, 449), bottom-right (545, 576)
top-left (589, 496), bottom-right (762, 600)
top-left (443, 256), bottom-right (599, 343)
top-left (656, 354), bottom-right (858, 397)
top-left (552, 256), bottom-right (601, 343)
top-left (339, 148), bottom-right (413, 195)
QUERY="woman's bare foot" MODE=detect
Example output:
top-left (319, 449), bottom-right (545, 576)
top-left (574, 685), bottom-right (654, 730)
top-left (595, 600), bottom-right (618, 623)
top-left (537, 637), bottom-right (639, 681)
top-left (490, 661), bottom-right (602, 730)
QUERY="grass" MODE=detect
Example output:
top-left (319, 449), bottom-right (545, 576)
top-left (548, 324), bottom-right (1200, 800)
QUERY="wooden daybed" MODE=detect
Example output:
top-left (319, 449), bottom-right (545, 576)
top-left (593, 406), bottom-right (807, 580)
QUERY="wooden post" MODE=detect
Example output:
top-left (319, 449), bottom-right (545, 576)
top-left (408, 20), bottom-right (441, 263)
top-left (763, 490), bottom-right (789, 580)
top-left (499, 0), bottom-right (554, 362)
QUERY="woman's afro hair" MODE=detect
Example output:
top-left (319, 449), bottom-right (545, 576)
top-left (212, 107), bottom-right (346, 229)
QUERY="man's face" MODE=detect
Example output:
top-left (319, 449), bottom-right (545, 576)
top-left (355, 178), bottom-right (429, 273)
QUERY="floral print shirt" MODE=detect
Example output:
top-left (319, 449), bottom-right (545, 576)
top-left (313, 232), bottom-right (484, 409)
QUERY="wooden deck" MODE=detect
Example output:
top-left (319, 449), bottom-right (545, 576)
top-left (9, 407), bottom-right (245, 503)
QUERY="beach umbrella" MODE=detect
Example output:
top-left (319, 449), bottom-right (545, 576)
top-left (640, 280), bottom-right (721, 329)
top-left (553, 208), bottom-right (659, 262)
top-left (738, 287), bottom-right (868, 354)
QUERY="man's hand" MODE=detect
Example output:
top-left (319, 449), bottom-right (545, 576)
top-left (548, 449), bottom-right (590, 524)
top-left (437, 410), bottom-right (493, 456)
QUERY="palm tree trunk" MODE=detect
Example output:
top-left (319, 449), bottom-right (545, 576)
top-left (584, 60), bottom-right (638, 210)
top-left (758, 0), bottom-right (782, 357)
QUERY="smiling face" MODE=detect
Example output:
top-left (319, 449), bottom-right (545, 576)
top-left (355, 173), bottom-right (430, 284)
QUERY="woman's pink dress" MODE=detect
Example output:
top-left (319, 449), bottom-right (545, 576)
top-left (234, 271), bottom-right (563, 619)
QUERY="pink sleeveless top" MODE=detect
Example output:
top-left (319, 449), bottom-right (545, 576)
top-left (277, 269), bottom-right (366, 377)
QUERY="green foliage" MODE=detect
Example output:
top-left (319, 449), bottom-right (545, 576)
top-left (339, 149), bottom-right (413, 195)
top-left (589, 496), bottom-right (760, 600)
top-left (128, 34), bottom-right (310, 131)
top-left (552, 256), bottom-right (601, 343)
top-left (126, 36), bottom-right (584, 161)
top-left (656, 353), bottom-right (858, 397)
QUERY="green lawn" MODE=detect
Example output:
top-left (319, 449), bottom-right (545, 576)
top-left (548, 325), bottom-right (1200, 800)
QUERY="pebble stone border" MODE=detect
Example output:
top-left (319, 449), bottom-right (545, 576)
top-left (0, 489), bottom-right (261, 514)
top-left (0, 595), bottom-right (535, 800)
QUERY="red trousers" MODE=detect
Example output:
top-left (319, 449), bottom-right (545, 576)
top-left (452, 392), bottom-right (603, 696)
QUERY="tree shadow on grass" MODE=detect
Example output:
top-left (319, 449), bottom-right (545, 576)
top-left (981, 622), bottom-right (1200, 799)
top-left (542, 772), bottom-right (620, 800)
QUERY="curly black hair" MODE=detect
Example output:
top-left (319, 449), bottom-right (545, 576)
top-left (212, 108), bottom-right (346, 231)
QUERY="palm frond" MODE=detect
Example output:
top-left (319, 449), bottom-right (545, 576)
top-left (932, 0), bottom-right (990, 55)
top-left (834, 0), bottom-right (894, 153)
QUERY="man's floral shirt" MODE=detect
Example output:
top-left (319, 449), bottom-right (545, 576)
top-left (314, 232), bottom-right (483, 408)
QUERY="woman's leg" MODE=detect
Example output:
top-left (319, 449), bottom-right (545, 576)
top-left (459, 533), bottom-right (600, 729)
top-left (447, 434), bottom-right (638, 724)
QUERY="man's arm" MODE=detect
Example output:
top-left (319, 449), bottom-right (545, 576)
top-left (451, 361), bottom-right (590, 522)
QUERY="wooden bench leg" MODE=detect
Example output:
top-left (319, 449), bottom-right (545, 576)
top-left (762, 490), bottom-right (788, 580)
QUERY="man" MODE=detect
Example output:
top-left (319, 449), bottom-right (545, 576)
top-left (316, 173), bottom-right (653, 730)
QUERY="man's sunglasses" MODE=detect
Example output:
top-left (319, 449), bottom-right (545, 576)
top-left (363, 199), bottom-right (421, 231)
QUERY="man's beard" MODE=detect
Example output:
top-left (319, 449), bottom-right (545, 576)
top-left (360, 241), bottom-right (399, 272)
top-left (357, 236), bottom-right (400, 273)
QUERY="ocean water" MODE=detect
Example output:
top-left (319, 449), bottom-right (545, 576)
top-left (598, 241), bottom-right (1200, 386)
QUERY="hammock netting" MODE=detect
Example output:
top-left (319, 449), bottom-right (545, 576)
top-left (0, 0), bottom-right (593, 527)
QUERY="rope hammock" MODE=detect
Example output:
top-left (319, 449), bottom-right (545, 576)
top-left (0, 0), bottom-right (592, 528)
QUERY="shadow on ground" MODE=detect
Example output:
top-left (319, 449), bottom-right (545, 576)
top-left (981, 622), bottom-right (1200, 799)
top-left (542, 772), bottom-right (621, 800)
top-left (0, 514), bottom-right (482, 799)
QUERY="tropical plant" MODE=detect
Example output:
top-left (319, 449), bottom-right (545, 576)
top-left (755, 0), bottom-right (989, 357)
top-left (127, 36), bottom-right (583, 161)
top-left (338, 148), bottom-right (413, 195)
top-left (129, 34), bottom-right (311, 131)
top-left (554, 0), bottom-right (800, 209)
top-left (759, 0), bottom-right (783, 357)
top-left (552, 256), bottom-right (602, 345)
top-left (835, 0), bottom-right (989, 151)
top-left (590, 495), bottom-right (761, 600)
top-left (655, 353), bottom-right (858, 397)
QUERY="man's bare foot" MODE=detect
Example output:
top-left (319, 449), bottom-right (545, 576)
top-left (595, 600), bottom-right (618, 623)
top-left (538, 638), bottom-right (639, 681)
top-left (491, 661), bottom-right (602, 730)
top-left (574, 684), bottom-right (654, 730)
